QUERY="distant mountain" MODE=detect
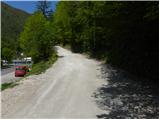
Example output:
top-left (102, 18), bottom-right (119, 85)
top-left (1, 2), bottom-right (30, 59)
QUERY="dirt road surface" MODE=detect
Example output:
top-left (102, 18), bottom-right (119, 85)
top-left (1, 46), bottom-right (158, 119)
top-left (2, 46), bottom-right (106, 118)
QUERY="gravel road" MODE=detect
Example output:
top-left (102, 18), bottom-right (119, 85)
top-left (2, 46), bottom-right (106, 118)
top-left (1, 46), bottom-right (158, 118)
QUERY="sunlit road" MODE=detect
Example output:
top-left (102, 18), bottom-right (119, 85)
top-left (2, 46), bottom-right (106, 118)
top-left (2, 46), bottom-right (158, 119)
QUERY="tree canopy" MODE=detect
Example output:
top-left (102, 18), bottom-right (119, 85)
top-left (19, 12), bottom-right (55, 63)
top-left (18, 1), bottom-right (158, 85)
top-left (52, 1), bottom-right (159, 84)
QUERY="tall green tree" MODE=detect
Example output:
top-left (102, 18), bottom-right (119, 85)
top-left (52, 1), bottom-right (158, 85)
top-left (37, 0), bottom-right (53, 19)
top-left (19, 12), bottom-right (54, 63)
top-left (2, 47), bottom-right (13, 62)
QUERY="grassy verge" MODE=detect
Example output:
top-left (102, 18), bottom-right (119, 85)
top-left (27, 53), bottom-right (58, 76)
top-left (1, 82), bottom-right (19, 91)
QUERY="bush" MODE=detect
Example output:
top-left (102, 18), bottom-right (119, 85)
top-left (27, 52), bottom-right (57, 75)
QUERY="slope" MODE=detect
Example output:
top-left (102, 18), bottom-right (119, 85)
top-left (1, 2), bottom-right (30, 60)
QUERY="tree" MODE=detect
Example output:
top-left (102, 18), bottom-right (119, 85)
top-left (52, 1), bottom-right (158, 85)
top-left (2, 47), bottom-right (13, 62)
top-left (37, 0), bottom-right (53, 19)
top-left (51, 2), bottom-right (70, 47)
top-left (19, 12), bottom-right (55, 63)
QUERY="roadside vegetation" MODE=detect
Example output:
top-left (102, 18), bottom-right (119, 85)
top-left (52, 1), bottom-right (158, 87)
top-left (18, 1), bottom-right (58, 76)
top-left (1, 2), bottom-right (58, 92)
top-left (18, 1), bottom-right (158, 88)
top-left (1, 2), bottom-right (30, 62)
top-left (1, 82), bottom-right (19, 91)
top-left (2, 1), bottom-right (158, 89)
top-left (27, 53), bottom-right (57, 75)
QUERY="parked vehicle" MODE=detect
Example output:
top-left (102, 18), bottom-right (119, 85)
top-left (13, 57), bottom-right (33, 71)
top-left (15, 66), bottom-right (28, 77)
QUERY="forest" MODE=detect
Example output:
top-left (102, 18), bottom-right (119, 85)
top-left (1, 2), bottom-right (29, 61)
top-left (18, 1), bottom-right (158, 86)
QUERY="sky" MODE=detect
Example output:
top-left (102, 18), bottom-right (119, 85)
top-left (3, 1), bottom-right (58, 14)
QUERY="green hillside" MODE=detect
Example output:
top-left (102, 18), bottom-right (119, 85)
top-left (1, 2), bottom-right (30, 61)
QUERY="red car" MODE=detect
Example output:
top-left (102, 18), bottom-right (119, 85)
top-left (15, 66), bottom-right (28, 77)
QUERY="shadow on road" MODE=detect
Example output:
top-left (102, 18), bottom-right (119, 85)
top-left (93, 64), bottom-right (159, 119)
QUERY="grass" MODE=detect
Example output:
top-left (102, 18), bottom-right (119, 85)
top-left (1, 82), bottom-right (19, 91)
top-left (27, 53), bottom-right (58, 75)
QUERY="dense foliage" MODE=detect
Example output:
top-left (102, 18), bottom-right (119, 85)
top-left (19, 12), bottom-right (55, 63)
top-left (1, 2), bottom-right (30, 61)
top-left (52, 1), bottom-right (159, 84)
top-left (26, 53), bottom-right (57, 75)
top-left (17, 1), bottom-right (158, 85)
